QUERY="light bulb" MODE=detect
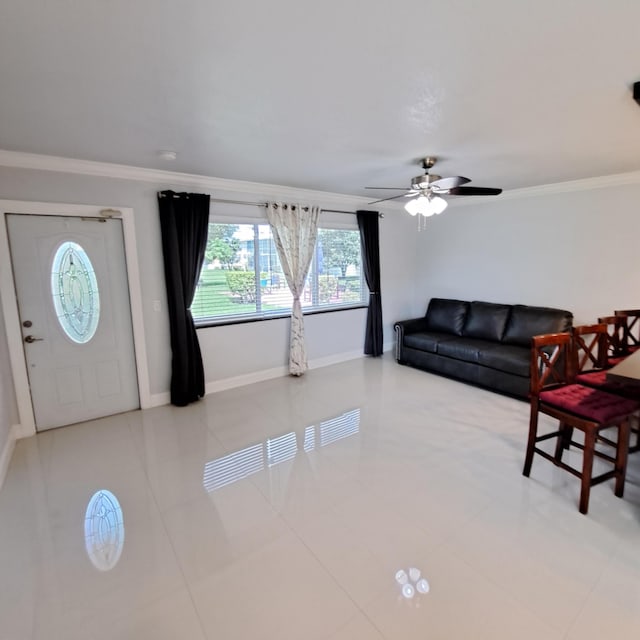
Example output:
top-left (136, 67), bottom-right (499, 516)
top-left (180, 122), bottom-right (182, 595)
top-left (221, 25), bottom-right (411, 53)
top-left (413, 196), bottom-right (433, 217)
top-left (404, 199), bottom-right (420, 216)
top-left (431, 196), bottom-right (448, 214)
top-left (409, 567), bottom-right (421, 582)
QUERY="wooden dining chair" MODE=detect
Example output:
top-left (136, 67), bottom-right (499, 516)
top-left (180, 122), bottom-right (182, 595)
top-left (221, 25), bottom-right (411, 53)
top-left (571, 323), bottom-right (609, 376)
top-left (523, 332), bottom-right (639, 514)
top-left (614, 309), bottom-right (640, 354)
top-left (572, 323), bottom-right (640, 454)
top-left (597, 315), bottom-right (629, 365)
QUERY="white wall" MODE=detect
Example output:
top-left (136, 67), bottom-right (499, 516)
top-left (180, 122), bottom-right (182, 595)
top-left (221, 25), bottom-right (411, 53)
top-left (2, 156), bottom-right (639, 471)
top-left (0, 288), bottom-right (19, 484)
top-left (0, 165), bottom-right (418, 407)
top-left (415, 182), bottom-right (640, 324)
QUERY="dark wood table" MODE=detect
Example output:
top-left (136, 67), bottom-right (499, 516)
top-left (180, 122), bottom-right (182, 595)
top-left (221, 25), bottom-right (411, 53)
top-left (606, 351), bottom-right (640, 453)
top-left (606, 350), bottom-right (640, 388)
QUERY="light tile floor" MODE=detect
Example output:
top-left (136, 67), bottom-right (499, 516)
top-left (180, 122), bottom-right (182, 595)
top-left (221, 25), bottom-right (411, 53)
top-left (1, 355), bottom-right (639, 639)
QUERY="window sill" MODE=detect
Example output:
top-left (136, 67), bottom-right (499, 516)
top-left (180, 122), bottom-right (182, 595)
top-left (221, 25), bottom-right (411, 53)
top-left (195, 303), bottom-right (368, 329)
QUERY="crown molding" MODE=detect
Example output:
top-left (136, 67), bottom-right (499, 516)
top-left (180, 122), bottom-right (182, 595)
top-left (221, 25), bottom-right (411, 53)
top-left (2, 149), bottom-right (639, 209)
top-left (0, 149), bottom-right (383, 210)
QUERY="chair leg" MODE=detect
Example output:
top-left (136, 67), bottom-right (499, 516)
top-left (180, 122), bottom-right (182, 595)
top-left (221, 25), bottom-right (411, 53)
top-left (614, 419), bottom-right (630, 498)
top-left (523, 406), bottom-right (539, 477)
top-left (579, 430), bottom-right (596, 515)
top-left (554, 422), bottom-right (567, 462)
top-left (554, 422), bottom-right (573, 462)
top-left (630, 415), bottom-right (640, 454)
top-left (563, 425), bottom-right (574, 450)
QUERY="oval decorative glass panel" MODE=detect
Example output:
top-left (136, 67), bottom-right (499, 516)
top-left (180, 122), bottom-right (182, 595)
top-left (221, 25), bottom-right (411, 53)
top-left (51, 241), bottom-right (100, 343)
top-left (84, 489), bottom-right (125, 571)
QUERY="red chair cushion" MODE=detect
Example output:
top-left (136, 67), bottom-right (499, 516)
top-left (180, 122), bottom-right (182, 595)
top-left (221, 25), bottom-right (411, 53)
top-left (576, 370), bottom-right (640, 398)
top-left (607, 356), bottom-right (627, 366)
top-left (576, 370), bottom-right (609, 387)
top-left (539, 384), bottom-right (639, 423)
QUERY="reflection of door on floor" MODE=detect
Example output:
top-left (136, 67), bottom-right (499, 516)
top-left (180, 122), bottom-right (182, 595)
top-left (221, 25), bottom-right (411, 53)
top-left (7, 213), bottom-right (139, 431)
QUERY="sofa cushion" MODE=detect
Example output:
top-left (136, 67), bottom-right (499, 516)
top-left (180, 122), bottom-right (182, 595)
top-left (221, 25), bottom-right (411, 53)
top-left (462, 301), bottom-right (512, 342)
top-left (477, 344), bottom-right (531, 377)
top-left (425, 298), bottom-right (469, 336)
top-left (404, 331), bottom-right (455, 354)
top-left (502, 305), bottom-right (573, 346)
top-left (437, 337), bottom-right (496, 364)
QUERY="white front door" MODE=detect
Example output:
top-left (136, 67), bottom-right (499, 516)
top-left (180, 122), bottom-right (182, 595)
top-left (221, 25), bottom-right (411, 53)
top-left (7, 213), bottom-right (140, 430)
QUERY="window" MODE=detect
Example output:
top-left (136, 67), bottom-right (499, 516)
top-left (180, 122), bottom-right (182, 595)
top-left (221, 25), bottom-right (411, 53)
top-left (51, 241), bottom-right (100, 343)
top-left (191, 222), bottom-right (366, 325)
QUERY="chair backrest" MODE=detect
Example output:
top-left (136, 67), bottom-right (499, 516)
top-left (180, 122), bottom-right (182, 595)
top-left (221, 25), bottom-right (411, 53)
top-left (614, 309), bottom-right (640, 349)
top-left (530, 332), bottom-right (572, 396)
top-left (571, 323), bottom-right (609, 374)
top-left (597, 315), bottom-right (628, 358)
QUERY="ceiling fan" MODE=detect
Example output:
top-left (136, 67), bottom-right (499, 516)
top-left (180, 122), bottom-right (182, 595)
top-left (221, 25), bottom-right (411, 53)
top-left (366, 157), bottom-right (502, 217)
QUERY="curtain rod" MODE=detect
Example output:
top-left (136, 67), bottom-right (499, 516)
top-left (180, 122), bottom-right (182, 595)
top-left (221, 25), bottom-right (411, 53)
top-left (158, 192), bottom-right (383, 217)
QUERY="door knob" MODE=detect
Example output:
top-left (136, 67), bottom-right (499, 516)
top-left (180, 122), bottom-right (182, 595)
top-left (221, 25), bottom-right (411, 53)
top-left (24, 335), bottom-right (44, 343)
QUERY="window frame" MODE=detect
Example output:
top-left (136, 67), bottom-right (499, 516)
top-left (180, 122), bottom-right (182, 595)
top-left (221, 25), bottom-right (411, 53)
top-left (192, 211), bottom-right (368, 328)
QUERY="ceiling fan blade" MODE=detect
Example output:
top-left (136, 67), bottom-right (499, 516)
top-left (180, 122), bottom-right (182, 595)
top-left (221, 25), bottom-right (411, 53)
top-left (367, 193), bottom-right (410, 205)
top-left (429, 176), bottom-right (471, 190)
top-left (364, 187), bottom-right (408, 190)
top-left (448, 186), bottom-right (503, 196)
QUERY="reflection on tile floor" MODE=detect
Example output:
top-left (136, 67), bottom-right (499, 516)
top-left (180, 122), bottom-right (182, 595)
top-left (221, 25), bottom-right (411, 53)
top-left (1, 355), bottom-right (639, 639)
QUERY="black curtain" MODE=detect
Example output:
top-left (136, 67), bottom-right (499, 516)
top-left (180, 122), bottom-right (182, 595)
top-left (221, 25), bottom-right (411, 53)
top-left (158, 190), bottom-right (210, 406)
top-left (357, 210), bottom-right (383, 356)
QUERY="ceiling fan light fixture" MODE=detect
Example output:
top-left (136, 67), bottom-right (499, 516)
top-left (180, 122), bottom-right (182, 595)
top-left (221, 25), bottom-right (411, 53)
top-left (431, 196), bottom-right (448, 215)
top-left (405, 194), bottom-right (447, 217)
top-left (404, 197), bottom-right (422, 216)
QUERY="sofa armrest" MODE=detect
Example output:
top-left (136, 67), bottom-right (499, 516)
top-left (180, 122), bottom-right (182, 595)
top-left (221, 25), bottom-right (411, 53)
top-left (394, 317), bottom-right (430, 337)
top-left (394, 317), bottom-right (429, 361)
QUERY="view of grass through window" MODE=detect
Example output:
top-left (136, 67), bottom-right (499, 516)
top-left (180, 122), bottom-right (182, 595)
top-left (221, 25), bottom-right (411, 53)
top-left (191, 223), bottom-right (366, 324)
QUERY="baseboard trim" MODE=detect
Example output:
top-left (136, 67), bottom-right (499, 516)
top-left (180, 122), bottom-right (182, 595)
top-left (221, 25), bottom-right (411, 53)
top-left (0, 425), bottom-right (18, 492)
top-left (206, 365), bottom-right (289, 395)
top-left (307, 349), bottom-right (365, 370)
top-left (148, 392), bottom-right (171, 408)
top-left (149, 348), bottom-right (392, 405)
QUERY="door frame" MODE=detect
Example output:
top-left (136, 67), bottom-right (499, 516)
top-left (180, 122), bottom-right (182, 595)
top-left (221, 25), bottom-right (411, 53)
top-left (0, 200), bottom-right (151, 437)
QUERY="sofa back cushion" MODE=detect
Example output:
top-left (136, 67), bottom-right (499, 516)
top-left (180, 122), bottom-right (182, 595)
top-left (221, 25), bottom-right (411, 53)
top-left (502, 305), bottom-right (573, 346)
top-left (425, 298), bottom-right (469, 336)
top-left (462, 301), bottom-right (512, 342)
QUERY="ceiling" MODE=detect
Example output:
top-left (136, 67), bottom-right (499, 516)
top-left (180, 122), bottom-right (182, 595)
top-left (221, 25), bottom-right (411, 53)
top-left (2, 0), bottom-right (640, 200)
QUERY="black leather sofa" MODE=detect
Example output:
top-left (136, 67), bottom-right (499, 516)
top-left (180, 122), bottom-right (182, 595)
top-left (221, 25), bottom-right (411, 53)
top-left (394, 298), bottom-right (573, 398)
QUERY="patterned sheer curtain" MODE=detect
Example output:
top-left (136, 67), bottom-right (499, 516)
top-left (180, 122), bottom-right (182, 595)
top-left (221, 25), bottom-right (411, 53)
top-left (266, 202), bottom-right (320, 376)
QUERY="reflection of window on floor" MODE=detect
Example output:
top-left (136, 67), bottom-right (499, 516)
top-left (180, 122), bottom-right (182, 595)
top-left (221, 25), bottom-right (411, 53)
top-left (303, 425), bottom-right (315, 453)
top-left (203, 443), bottom-right (264, 492)
top-left (202, 408), bottom-right (361, 492)
top-left (319, 409), bottom-right (360, 448)
top-left (266, 431), bottom-right (298, 467)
